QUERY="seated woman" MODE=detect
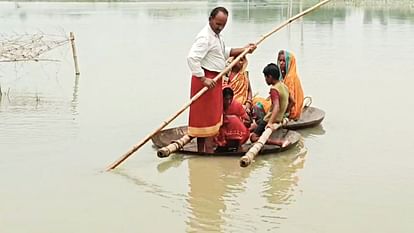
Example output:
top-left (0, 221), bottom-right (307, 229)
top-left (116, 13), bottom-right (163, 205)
top-left (214, 86), bottom-right (250, 152)
top-left (277, 50), bottom-right (304, 120)
top-left (224, 56), bottom-right (253, 114)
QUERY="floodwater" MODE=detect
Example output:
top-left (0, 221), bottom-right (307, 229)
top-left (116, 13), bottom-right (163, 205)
top-left (1, 0), bottom-right (414, 232)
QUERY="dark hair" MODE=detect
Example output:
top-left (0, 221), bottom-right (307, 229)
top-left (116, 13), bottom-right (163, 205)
top-left (223, 87), bottom-right (234, 99)
top-left (263, 63), bottom-right (280, 80)
top-left (209, 7), bottom-right (228, 20)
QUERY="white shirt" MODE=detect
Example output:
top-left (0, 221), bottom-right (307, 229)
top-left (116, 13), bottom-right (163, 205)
top-left (187, 24), bottom-right (232, 77)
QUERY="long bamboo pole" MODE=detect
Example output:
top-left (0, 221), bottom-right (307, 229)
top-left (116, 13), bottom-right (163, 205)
top-left (239, 123), bottom-right (281, 167)
top-left (105, 0), bottom-right (332, 171)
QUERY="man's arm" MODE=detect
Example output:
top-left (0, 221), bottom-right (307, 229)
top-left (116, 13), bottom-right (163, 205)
top-left (266, 89), bottom-right (280, 129)
top-left (229, 43), bottom-right (257, 57)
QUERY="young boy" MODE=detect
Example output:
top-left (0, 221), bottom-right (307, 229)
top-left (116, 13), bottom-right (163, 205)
top-left (250, 63), bottom-right (289, 146)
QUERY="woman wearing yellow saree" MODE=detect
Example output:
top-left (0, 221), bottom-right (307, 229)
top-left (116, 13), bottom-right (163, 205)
top-left (277, 50), bottom-right (304, 120)
top-left (225, 56), bottom-right (253, 112)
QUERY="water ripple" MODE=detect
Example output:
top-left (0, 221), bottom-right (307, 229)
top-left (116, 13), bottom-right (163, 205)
top-left (0, 94), bottom-right (79, 147)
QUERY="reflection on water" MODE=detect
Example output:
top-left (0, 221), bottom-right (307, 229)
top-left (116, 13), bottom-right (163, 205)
top-left (157, 154), bottom-right (186, 173)
top-left (71, 74), bottom-right (80, 116)
top-left (115, 141), bottom-right (307, 232)
top-left (114, 169), bottom-right (187, 201)
top-left (186, 156), bottom-right (251, 232)
top-left (0, 65), bottom-right (79, 148)
top-left (186, 141), bottom-right (307, 232)
top-left (296, 124), bottom-right (326, 139)
top-left (0, 93), bottom-right (79, 146)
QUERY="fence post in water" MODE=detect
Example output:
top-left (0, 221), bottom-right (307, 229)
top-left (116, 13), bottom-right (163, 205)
top-left (69, 32), bottom-right (80, 75)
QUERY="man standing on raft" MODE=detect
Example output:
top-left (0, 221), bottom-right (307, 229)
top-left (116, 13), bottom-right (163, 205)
top-left (187, 6), bottom-right (256, 153)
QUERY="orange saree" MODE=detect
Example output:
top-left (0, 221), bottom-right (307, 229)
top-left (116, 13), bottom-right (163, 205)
top-left (227, 60), bottom-right (250, 105)
top-left (278, 50), bottom-right (304, 120)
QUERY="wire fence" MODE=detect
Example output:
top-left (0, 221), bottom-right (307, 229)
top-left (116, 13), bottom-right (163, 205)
top-left (0, 32), bottom-right (70, 63)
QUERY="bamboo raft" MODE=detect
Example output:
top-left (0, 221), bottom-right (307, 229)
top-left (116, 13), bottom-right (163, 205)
top-left (151, 106), bottom-right (324, 156)
top-left (152, 127), bottom-right (300, 156)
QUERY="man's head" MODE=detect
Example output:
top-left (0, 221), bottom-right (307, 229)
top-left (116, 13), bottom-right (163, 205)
top-left (262, 63), bottom-right (280, 85)
top-left (223, 86), bottom-right (234, 109)
top-left (209, 7), bottom-right (228, 35)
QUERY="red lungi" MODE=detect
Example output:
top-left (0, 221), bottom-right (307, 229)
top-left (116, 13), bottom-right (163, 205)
top-left (188, 69), bottom-right (223, 137)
